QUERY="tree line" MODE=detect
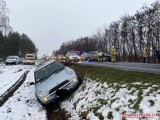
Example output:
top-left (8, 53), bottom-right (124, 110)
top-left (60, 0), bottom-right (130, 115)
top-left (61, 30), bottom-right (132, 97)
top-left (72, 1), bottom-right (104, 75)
top-left (0, 32), bottom-right (37, 61)
top-left (56, 1), bottom-right (160, 63)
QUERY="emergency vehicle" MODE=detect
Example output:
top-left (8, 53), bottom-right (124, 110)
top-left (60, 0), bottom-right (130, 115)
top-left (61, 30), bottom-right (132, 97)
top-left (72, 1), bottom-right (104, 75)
top-left (24, 53), bottom-right (35, 65)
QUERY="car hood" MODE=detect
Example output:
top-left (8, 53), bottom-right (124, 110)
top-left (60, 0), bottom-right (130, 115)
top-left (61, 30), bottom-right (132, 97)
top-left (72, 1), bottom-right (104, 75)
top-left (5, 59), bottom-right (17, 62)
top-left (35, 67), bottom-right (73, 94)
top-left (70, 55), bottom-right (79, 57)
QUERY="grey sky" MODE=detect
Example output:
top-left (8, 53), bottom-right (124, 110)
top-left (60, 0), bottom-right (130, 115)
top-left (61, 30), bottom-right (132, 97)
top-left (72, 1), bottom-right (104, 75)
top-left (6, 0), bottom-right (157, 57)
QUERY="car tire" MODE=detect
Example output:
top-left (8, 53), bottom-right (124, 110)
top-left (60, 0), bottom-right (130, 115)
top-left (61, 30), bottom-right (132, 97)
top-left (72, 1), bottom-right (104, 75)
top-left (6, 63), bottom-right (8, 65)
top-left (87, 57), bottom-right (90, 62)
top-left (77, 74), bottom-right (83, 85)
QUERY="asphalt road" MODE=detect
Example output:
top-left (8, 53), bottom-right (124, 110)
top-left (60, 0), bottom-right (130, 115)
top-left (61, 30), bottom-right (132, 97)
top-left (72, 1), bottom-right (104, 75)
top-left (79, 61), bottom-right (160, 74)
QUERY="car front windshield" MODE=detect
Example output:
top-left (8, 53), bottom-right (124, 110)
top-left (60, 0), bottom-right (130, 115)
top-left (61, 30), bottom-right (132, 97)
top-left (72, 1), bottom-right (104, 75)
top-left (34, 61), bottom-right (64, 83)
top-left (8, 56), bottom-right (17, 59)
top-left (70, 53), bottom-right (77, 56)
top-left (57, 55), bottom-right (64, 57)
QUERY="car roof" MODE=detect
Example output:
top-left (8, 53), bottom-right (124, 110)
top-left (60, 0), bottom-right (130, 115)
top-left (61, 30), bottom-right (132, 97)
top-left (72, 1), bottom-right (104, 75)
top-left (8, 56), bottom-right (19, 58)
top-left (35, 60), bottom-right (56, 72)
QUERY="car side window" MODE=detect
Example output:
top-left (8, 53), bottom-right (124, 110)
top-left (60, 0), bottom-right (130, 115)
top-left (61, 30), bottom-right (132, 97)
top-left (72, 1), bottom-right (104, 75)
top-left (88, 52), bottom-right (92, 54)
top-left (36, 68), bottom-right (47, 81)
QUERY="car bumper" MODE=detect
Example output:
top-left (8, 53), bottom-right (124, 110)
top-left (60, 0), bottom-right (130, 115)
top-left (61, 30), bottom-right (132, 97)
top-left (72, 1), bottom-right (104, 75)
top-left (36, 77), bottom-right (82, 105)
top-left (69, 59), bottom-right (80, 62)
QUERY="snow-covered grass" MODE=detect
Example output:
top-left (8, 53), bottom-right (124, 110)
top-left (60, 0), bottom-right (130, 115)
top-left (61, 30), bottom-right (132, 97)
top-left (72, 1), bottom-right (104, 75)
top-left (61, 78), bottom-right (160, 120)
top-left (0, 65), bottom-right (33, 96)
top-left (60, 63), bottom-right (160, 120)
top-left (0, 66), bottom-right (46, 120)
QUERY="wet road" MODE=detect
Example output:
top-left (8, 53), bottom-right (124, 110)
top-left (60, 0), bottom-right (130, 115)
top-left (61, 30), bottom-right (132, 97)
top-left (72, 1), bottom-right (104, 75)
top-left (78, 61), bottom-right (160, 74)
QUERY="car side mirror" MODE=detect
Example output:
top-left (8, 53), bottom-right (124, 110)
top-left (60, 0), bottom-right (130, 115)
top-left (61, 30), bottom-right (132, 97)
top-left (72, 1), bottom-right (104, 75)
top-left (30, 82), bottom-right (35, 86)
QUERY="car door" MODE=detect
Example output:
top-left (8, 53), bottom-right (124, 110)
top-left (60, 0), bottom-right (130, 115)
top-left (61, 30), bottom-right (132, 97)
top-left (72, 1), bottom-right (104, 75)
top-left (92, 51), bottom-right (98, 60)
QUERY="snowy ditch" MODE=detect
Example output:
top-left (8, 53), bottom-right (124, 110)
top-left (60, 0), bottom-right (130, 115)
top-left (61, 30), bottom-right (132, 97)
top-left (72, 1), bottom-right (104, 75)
top-left (0, 71), bottom-right (29, 106)
top-left (61, 78), bottom-right (160, 120)
top-left (0, 65), bottom-right (29, 97)
top-left (0, 67), bottom-right (47, 120)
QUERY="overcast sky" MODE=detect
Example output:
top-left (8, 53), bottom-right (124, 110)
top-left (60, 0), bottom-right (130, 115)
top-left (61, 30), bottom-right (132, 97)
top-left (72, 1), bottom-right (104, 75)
top-left (5, 0), bottom-right (157, 57)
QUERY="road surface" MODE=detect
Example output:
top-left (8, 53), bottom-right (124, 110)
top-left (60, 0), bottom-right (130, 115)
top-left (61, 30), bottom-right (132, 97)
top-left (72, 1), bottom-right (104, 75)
top-left (79, 61), bottom-right (160, 74)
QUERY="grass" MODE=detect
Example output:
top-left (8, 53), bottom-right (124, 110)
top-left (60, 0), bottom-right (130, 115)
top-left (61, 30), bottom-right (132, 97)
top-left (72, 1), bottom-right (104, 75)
top-left (66, 63), bottom-right (160, 84)
top-left (148, 100), bottom-right (155, 106)
top-left (65, 63), bottom-right (160, 113)
top-left (133, 89), bottom-right (143, 112)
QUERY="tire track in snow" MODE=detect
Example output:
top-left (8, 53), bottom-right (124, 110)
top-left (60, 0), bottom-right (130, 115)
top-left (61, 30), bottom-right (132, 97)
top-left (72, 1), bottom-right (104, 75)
top-left (0, 71), bottom-right (29, 106)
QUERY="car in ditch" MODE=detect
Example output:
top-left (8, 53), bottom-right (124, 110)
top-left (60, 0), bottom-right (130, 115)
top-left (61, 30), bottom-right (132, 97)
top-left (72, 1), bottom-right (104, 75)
top-left (34, 60), bottom-right (82, 106)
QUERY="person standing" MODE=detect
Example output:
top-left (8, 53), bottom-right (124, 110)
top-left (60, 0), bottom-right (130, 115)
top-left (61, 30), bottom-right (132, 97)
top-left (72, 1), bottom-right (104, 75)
top-left (143, 48), bottom-right (147, 63)
top-left (155, 49), bottom-right (160, 63)
top-left (111, 46), bottom-right (116, 62)
top-left (98, 51), bottom-right (103, 62)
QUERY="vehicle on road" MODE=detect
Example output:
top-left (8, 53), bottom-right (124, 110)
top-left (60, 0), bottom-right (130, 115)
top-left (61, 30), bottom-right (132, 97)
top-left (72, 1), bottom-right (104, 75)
top-left (86, 51), bottom-right (111, 62)
top-left (80, 52), bottom-right (87, 60)
top-left (24, 54), bottom-right (35, 65)
top-left (65, 52), bottom-right (80, 62)
top-left (34, 60), bottom-right (82, 106)
top-left (18, 58), bottom-right (25, 64)
top-left (56, 54), bottom-right (65, 61)
top-left (5, 56), bottom-right (19, 65)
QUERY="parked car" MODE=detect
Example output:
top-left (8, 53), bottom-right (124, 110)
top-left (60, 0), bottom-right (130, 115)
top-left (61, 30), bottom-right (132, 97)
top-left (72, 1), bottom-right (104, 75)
top-left (56, 54), bottom-right (65, 61)
top-left (80, 52), bottom-right (87, 60)
top-left (85, 51), bottom-right (111, 62)
top-left (18, 58), bottom-right (25, 64)
top-left (34, 60), bottom-right (82, 107)
top-left (52, 55), bottom-right (57, 60)
top-left (5, 56), bottom-right (19, 65)
top-left (65, 52), bottom-right (80, 62)
top-left (24, 54), bottom-right (35, 65)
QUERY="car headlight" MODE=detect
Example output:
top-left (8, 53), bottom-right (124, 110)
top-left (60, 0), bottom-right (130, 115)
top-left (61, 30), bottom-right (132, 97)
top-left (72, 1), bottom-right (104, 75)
top-left (36, 87), bottom-right (45, 97)
top-left (69, 56), bottom-right (72, 59)
top-left (68, 78), bottom-right (78, 87)
top-left (71, 78), bottom-right (78, 83)
top-left (67, 70), bottom-right (75, 78)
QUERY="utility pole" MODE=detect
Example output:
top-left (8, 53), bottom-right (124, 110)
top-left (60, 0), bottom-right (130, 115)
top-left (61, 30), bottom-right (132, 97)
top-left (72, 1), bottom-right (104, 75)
top-left (158, 1), bottom-right (160, 49)
top-left (0, 0), bottom-right (12, 35)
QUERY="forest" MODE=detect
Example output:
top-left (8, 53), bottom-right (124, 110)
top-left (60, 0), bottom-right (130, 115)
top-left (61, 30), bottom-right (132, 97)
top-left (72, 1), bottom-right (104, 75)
top-left (0, 32), bottom-right (37, 61)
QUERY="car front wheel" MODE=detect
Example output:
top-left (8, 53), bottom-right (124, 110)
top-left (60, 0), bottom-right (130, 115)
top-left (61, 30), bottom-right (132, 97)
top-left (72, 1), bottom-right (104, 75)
top-left (87, 57), bottom-right (90, 62)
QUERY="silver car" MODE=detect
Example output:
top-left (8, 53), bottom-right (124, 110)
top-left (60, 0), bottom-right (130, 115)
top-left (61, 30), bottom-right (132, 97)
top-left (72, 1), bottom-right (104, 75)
top-left (65, 52), bottom-right (80, 62)
top-left (5, 56), bottom-right (19, 65)
top-left (34, 60), bottom-right (82, 106)
top-left (85, 51), bottom-right (111, 62)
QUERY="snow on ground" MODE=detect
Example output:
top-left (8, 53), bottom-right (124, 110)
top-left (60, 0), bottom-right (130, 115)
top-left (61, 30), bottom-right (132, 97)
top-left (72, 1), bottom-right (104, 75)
top-left (0, 65), bottom-right (33, 96)
top-left (61, 78), bottom-right (160, 120)
top-left (0, 64), bottom-right (159, 120)
top-left (0, 66), bottom-right (46, 120)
